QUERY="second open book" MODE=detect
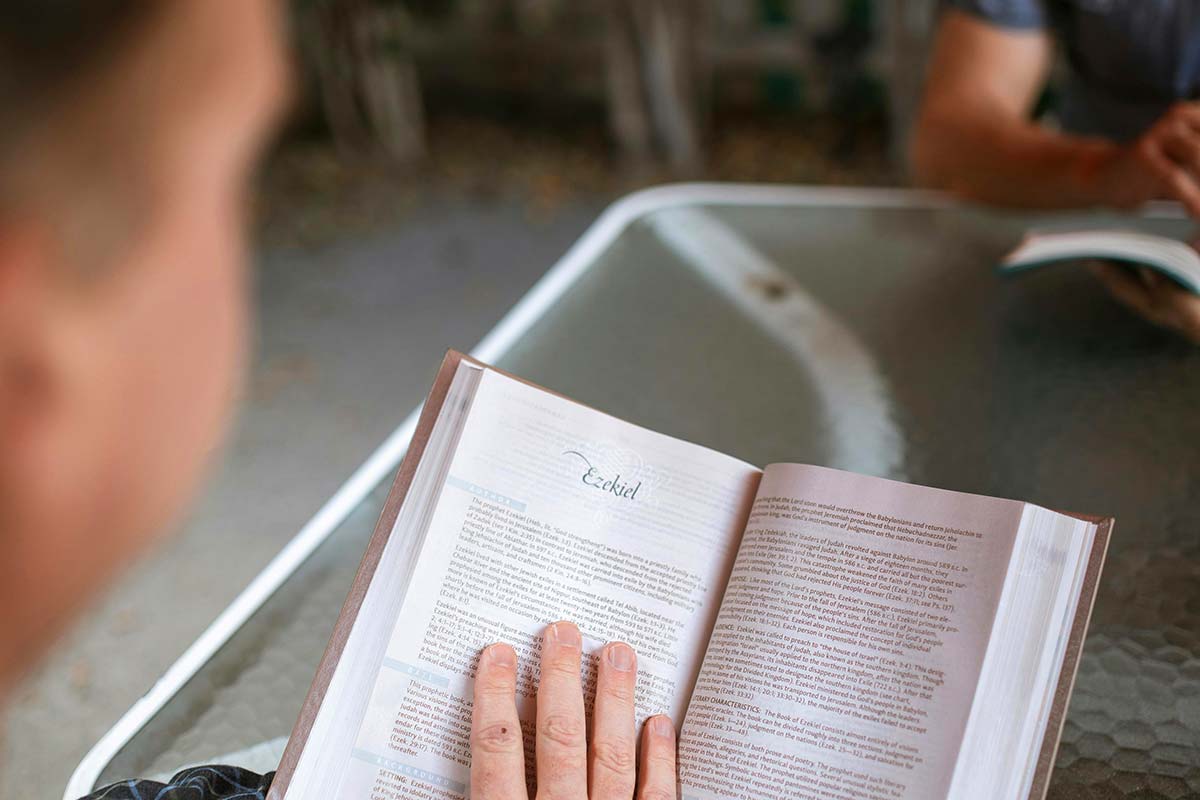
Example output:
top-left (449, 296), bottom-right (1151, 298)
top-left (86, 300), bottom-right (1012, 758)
top-left (271, 351), bottom-right (1111, 800)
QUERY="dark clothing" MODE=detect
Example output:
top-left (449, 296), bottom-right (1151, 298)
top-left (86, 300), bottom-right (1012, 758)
top-left (82, 765), bottom-right (273, 800)
top-left (949, 0), bottom-right (1200, 141)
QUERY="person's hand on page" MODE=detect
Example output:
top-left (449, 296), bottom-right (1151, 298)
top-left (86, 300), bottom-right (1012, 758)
top-left (470, 621), bottom-right (677, 799)
top-left (1092, 102), bottom-right (1200, 215)
top-left (1090, 261), bottom-right (1200, 343)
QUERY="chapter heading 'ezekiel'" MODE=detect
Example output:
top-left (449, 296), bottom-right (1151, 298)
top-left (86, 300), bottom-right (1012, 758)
top-left (562, 450), bottom-right (642, 500)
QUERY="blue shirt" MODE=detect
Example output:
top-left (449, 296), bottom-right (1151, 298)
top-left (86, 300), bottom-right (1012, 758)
top-left (950, 0), bottom-right (1200, 141)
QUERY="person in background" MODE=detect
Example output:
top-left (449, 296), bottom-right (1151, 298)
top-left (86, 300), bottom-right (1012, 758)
top-left (912, 1), bottom-right (1200, 343)
top-left (0, 2), bottom-right (674, 798)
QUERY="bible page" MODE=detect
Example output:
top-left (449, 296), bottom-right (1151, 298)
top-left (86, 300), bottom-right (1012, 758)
top-left (679, 464), bottom-right (1026, 800)
top-left (335, 369), bottom-right (762, 799)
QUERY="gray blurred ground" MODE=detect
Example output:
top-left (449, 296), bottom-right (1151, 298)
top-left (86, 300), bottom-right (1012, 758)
top-left (0, 184), bottom-right (605, 799)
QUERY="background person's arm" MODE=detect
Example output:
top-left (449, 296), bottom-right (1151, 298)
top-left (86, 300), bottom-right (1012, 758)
top-left (914, 8), bottom-right (1200, 343)
top-left (910, 9), bottom-right (1177, 211)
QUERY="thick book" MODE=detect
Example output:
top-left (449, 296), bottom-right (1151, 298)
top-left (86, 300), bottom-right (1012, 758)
top-left (269, 351), bottom-right (1112, 800)
top-left (1000, 228), bottom-right (1200, 293)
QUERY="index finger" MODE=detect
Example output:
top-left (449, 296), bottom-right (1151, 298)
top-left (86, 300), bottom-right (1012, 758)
top-left (471, 643), bottom-right (527, 800)
top-left (1141, 139), bottom-right (1200, 216)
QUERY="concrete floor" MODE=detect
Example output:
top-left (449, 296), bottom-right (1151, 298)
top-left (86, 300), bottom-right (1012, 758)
top-left (0, 190), bottom-right (606, 799)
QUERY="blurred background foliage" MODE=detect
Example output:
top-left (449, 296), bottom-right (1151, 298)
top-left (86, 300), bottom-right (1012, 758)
top-left (262, 0), bottom-right (938, 244)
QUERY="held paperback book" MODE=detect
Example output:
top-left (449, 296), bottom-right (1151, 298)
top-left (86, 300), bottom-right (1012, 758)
top-left (1000, 228), bottom-right (1200, 293)
top-left (269, 351), bottom-right (1111, 800)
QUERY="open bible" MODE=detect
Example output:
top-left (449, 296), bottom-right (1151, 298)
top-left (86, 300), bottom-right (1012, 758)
top-left (270, 351), bottom-right (1111, 800)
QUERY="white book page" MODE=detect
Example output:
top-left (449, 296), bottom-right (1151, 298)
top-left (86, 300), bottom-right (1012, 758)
top-left (335, 370), bottom-right (762, 799)
top-left (679, 464), bottom-right (1025, 800)
top-left (947, 506), bottom-right (1096, 800)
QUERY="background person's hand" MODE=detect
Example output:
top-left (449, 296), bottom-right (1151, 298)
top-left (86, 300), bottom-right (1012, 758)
top-left (470, 621), bottom-right (677, 799)
top-left (1090, 261), bottom-right (1200, 344)
top-left (1094, 102), bottom-right (1200, 215)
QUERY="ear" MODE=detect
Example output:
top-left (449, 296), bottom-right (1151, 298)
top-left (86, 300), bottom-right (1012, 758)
top-left (0, 220), bottom-right (58, 453)
top-left (0, 218), bottom-right (66, 698)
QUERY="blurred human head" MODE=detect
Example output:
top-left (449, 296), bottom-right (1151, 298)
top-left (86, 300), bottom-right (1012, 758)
top-left (0, 0), bottom-right (289, 696)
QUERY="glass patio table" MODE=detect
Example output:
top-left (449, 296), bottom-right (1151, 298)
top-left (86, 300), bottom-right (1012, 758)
top-left (67, 185), bottom-right (1200, 799)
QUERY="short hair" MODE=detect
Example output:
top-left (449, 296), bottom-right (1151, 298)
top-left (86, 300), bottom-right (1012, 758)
top-left (0, 1), bottom-right (158, 150)
top-left (0, 2), bottom-right (162, 262)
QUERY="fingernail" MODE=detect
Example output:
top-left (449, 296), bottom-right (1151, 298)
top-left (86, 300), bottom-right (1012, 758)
top-left (607, 642), bottom-right (635, 672)
top-left (487, 644), bottom-right (515, 668)
top-left (550, 622), bottom-right (580, 649)
top-left (650, 716), bottom-right (674, 739)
